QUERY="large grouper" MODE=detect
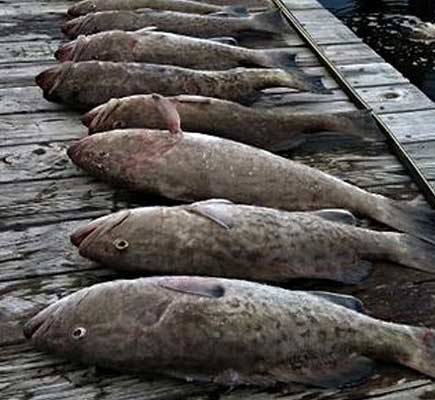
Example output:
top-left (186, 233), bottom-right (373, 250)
top-left (67, 0), bottom-right (247, 17)
top-left (82, 94), bottom-right (380, 151)
top-left (55, 29), bottom-right (297, 70)
top-left (62, 8), bottom-right (292, 39)
top-left (23, 276), bottom-right (435, 387)
top-left (67, 95), bottom-right (435, 245)
top-left (35, 61), bottom-right (328, 110)
top-left (70, 200), bottom-right (435, 283)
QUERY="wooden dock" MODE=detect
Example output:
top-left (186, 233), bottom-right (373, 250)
top-left (1, 0), bottom-right (435, 398)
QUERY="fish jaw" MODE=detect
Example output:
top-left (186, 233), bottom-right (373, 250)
top-left (71, 210), bottom-right (131, 259)
top-left (35, 66), bottom-right (60, 94)
top-left (62, 16), bottom-right (86, 39)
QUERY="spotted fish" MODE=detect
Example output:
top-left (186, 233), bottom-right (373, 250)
top-left (23, 276), bottom-right (435, 387)
top-left (71, 200), bottom-right (435, 283)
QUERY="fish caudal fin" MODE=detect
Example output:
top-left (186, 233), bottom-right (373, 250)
top-left (259, 49), bottom-right (297, 68)
top-left (252, 9), bottom-right (292, 35)
top-left (282, 68), bottom-right (331, 94)
top-left (374, 198), bottom-right (435, 246)
top-left (214, 6), bottom-right (249, 17)
top-left (388, 234), bottom-right (435, 274)
top-left (323, 110), bottom-right (383, 141)
top-left (389, 326), bottom-right (435, 380)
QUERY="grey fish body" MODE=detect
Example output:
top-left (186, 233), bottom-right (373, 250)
top-left (71, 201), bottom-right (435, 283)
top-left (67, 0), bottom-right (229, 17)
top-left (62, 9), bottom-right (291, 39)
top-left (67, 128), bottom-right (435, 244)
top-left (55, 30), bottom-right (296, 70)
top-left (83, 94), bottom-right (380, 150)
top-left (35, 61), bottom-right (328, 110)
top-left (23, 276), bottom-right (435, 387)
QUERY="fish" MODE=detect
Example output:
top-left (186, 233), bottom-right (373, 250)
top-left (35, 61), bottom-right (329, 110)
top-left (82, 94), bottom-right (380, 150)
top-left (67, 95), bottom-right (435, 244)
top-left (23, 276), bottom-right (435, 387)
top-left (70, 200), bottom-right (435, 284)
top-left (67, 0), bottom-right (248, 17)
top-left (62, 9), bottom-right (292, 39)
top-left (55, 29), bottom-right (297, 70)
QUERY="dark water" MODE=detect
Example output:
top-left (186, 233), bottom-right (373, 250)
top-left (317, 0), bottom-right (435, 101)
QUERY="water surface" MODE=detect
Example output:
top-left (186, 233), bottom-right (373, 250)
top-left (318, 0), bottom-right (435, 100)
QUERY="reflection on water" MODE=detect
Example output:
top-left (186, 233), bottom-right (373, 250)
top-left (318, 0), bottom-right (435, 100)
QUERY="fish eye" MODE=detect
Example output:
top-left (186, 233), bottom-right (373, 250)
top-left (113, 238), bottom-right (129, 251)
top-left (72, 327), bottom-right (87, 340)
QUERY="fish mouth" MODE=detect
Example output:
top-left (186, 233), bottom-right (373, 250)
top-left (62, 16), bottom-right (86, 39)
top-left (23, 301), bottom-right (62, 341)
top-left (70, 210), bottom-right (131, 250)
top-left (67, 138), bottom-right (89, 164)
top-left (81, 108), bottom-right (99, 128)
top-left (55, 42), bottom-right (77, 62)
top-left (35, 67), bottom-right (59, 93)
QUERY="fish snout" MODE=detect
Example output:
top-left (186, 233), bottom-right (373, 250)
top-left (62, 18), bottom-right (83, 39)
top-left (71, 210), bottom-right (131, 250)
top-left (23, 317), bottom-right (44, 340)
top-left (67, 139), bottom-right (86, 163)
top-left (81, 110), bottom-right (96, 128)
top-left (55, 42), bottom-right (76, 62)
top-left (35, 67), bottom-right (58, 93)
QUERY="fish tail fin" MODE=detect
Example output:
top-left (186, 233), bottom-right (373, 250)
top-left (252, 9), bottom-right (291, 35)
top-left (387, 325), bottom-right (435, 379)
top-left (282, 68), bottom-right (331, 94)
top-left (372, 198), bottom-right (435, 245)
top-left (386, 234), bottom-right (435, 274)
top-left (258, 49), bottom-right (297, 68)
top-left (322, 110), bottom-right (383, 141)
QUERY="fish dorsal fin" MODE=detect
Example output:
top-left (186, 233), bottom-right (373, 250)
top-left (184, 199), bottom-right (235, 230)
top-left (310, 291), bottom-right (365, 313)
top-left (159, 277), bottom-right (225, 298)
top-left (151, 93), bottom-right (182, 135)
top-left (271, 355), bottom-right (375, 388)
top-left (208, 36), bottom-right (239, 45)
top-left (312, 209), bottom-right (357, 226)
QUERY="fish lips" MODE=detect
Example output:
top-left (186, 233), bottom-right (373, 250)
top-left (55, 42), bottom-right (76, 62)
top-left (71, 210), bottom-right (131, 255)
top-left (62, 17), bottom-right (85, 39)
top-left (23, 300), bottom-right (63, 341)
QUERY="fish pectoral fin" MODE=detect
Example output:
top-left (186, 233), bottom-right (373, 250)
top-left (151, 93), bottom-right (182, 135)
top-left (208, 36), bottom-right (239, 45)
top-left (159, 277), bottom-right (225, 299)
top-left (309, 291), bottom-right (365, 313)
top-left (185, 199), bottom-right (235, 230)
top-left (311, 209), bottom-right (357, 226)
top-left (271, 355), bottom-right (376, 388)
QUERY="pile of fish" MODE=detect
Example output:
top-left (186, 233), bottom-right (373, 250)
top-left (28, 0), bottom-right (435, 390)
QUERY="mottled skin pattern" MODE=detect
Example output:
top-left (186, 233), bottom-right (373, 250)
top-left (83, 94), bottom-right (380, 149)
top-left (23, 277), bottom-right (435, 386)
top-left (56, 30), bottom-right (295, 70)
top-left (35, 61), bottom-right (324, 110)
top-left (66, 128), bottom-right (435, 243)
top-left (71, 202), bottom-right (435, 283)
top-left (62, 9), bottom-right (291, 39)
top-left (67, 0), bottom-right (224, 17)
